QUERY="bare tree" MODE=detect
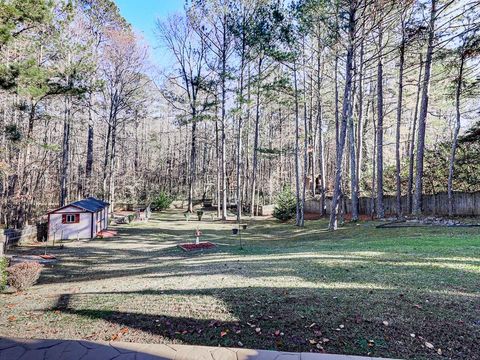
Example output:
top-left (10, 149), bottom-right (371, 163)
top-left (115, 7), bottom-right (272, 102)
top-left (412, 0), bottom-right (437, 215)
top-left (100, 29), bottom-right (148, 212)
top-left (156, 14), bottom-right (212, 213)
top-left (329, 0), bottom-right (358, 230)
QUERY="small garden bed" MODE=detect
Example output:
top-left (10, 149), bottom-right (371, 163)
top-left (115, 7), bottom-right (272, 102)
top-left (178, 242), bottom-right (216, 252)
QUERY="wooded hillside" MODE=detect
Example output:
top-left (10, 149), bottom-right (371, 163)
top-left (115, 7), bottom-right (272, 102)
top-left (0, 0), bottom-right (479, 229)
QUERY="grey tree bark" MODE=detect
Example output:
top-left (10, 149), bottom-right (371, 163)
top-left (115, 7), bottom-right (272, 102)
top-left (293, 60), bottom-right (302, 226)
top-left (413, 0), bottom-right (437, 215)
top-left (329, 1), bottom-right (356, 230)
top-left (395, 20), bottom-right (406, 218)
top-left (348, 97), bottom-right (358, 222)
top-left (250, 56), bottom-right (263, 217)
top-left (407, 54), bottom-right (423, 214)
top-left (59, 94), bottom-right (71, 207)
top-left (355, 37), bottom-right (365, 197)
top-left (85, 92), bottom-right (94, 197)
top-left (448, 51), bottom-right (465, 216)
top-left (376, 22), bottom-right (385, 219)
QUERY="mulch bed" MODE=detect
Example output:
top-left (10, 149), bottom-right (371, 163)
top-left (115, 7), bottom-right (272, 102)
top-left (178, 242), bottom-right (216, 252)
top-left (97, 230), bottom-right (118, 238)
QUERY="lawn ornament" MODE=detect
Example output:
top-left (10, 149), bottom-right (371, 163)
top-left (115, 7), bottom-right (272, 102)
top-left (195, 228), bottom-right (202, 245)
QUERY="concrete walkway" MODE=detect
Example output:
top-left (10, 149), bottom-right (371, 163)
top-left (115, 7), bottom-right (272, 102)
top-left (0, 338), bottom-right (397, 360)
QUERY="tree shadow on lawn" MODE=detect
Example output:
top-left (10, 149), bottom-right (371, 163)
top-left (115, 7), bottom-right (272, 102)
top-left (33, 234), bottom-right (480, 300)
top-left (6, 217), bottom-right (480, 359)
top-left (51, 285), bottom-right (480, 360)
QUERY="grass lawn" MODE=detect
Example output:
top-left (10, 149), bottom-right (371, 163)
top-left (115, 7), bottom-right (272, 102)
top-left (1, 210), bottom-right (479, 359)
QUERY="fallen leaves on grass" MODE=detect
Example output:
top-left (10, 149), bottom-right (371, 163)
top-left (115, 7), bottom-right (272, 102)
top-left (111, 327), bottom-right (129, 341)
top-left (425, 342), bottom-right (434, 349)
top-left (7, 315), bottom-right (16, 322)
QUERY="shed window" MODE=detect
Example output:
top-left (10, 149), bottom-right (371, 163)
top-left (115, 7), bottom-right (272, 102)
top-left (62, 214), bottom-right (80, 224)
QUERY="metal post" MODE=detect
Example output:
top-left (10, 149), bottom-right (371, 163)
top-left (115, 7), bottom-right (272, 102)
top-left (239, 226), bottom-right (243, 250)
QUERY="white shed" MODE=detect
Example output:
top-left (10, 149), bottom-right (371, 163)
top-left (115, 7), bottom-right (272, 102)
top-left (48, 197), bottom-right (110, 240)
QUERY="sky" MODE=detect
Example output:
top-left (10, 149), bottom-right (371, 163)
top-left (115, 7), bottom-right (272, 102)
top-left (114, 0), bottom-right (185, 67)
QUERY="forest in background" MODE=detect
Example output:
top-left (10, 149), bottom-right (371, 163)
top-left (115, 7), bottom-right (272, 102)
top-left (0, 0), bottom-right (479, 229)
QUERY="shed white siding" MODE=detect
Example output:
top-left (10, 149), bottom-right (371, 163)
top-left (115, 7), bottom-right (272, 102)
top-left (47, 199), bottom-right (109, 241)
top-left (94, 207), bottom-right (109, 234)
top-left (48, 211), bottom-right (92, 240)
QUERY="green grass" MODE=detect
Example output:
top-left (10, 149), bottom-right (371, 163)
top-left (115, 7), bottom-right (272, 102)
top-left (0, 210), bottom-right (479, 359)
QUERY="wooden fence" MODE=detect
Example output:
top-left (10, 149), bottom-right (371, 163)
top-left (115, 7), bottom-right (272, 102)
top-left (0, 223), bottom-right (48, 256)
top-left (304, 191), bottom-right (480, 217)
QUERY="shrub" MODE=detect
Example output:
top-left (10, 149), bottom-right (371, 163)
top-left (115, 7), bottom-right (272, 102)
top-left (7, 262), bottom-right (43, 291)
top-left (151, 191), bottom-right (174, 211)
top-left (273, 187), bottom-right (297, 222)
top-left (0, 257), bottom-right (8, 291)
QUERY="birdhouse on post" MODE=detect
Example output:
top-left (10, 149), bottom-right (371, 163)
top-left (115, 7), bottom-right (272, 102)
top-left (195, 228), bottom-right (202, 245)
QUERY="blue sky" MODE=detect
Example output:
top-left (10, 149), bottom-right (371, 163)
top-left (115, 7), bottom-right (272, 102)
top-left (114, 0), bottom-right (185, 67)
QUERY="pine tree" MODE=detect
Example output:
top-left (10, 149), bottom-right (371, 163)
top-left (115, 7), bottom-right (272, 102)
top-left (273, 187), bottom-right (297, 222)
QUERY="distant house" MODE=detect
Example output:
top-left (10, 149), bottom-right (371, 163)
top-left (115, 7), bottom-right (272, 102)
top-left (48, 197), bottom-right (109, 240)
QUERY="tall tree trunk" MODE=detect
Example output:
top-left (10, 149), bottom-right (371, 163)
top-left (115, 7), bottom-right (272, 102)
top-left (236, 46), bottom-right (246, 222)
top-left (108, 123), bottom-right (117, 214)
top-left (59, 94), bottom-right (71, 207)
top-left (334, 54), bottom-right (340, 153)
top-left (221, 18), bottom-right (228, 220)
top-left (215, 101), bottom-right (221, 217)
top-left (371, 117), bottom-right (377, 220)
top-left (317, 102), bottom-right (326, 217)
top-left (407, 54), bottom-right (423, 214)
top-left (356, 37), bottom-right (365, 195)
top-left (448, 53), bottom-right (465, 216)
top-left (85, 92), bottom-right (94, 197)
top-left (294, 60), bottom-right (302, 226)
top-left (250, 57), bottom-right (262, 217)
top-left (301, 42), bottom-right (308, 227)
top-left (376, 23), bottom-right (385, 219)
top-left (309, 71), bottom-right (315, 196)
top-left (221, 109), bottom-right (227, 220)
top-left (188, 120), bottom-right (197, 213)
top-left (413, 0), bottom-right (437, 215)
top-left (316, 36), bottom-right (326, 217)
top-left (329, 2), bottom-right (355, 230)
top-left (395, 28), bottom-right (406, 218)
top-left (348, 96), bottom-right (358, 221)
